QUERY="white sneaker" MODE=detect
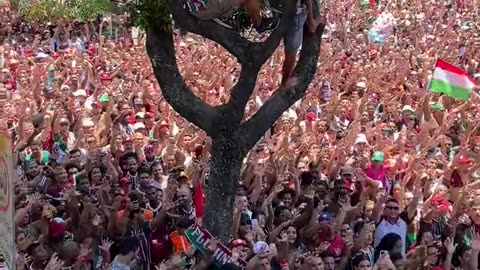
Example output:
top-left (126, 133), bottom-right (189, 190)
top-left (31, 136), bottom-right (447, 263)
top-left (212, 18), bottom-right (233, 29)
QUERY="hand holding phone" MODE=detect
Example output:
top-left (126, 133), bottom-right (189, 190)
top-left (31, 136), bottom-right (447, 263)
top-left (380, 250), bottom-right (388, 257)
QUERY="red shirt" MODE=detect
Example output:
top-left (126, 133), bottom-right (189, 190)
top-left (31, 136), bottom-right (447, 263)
top-left (150, 228), bottom-right (173, 265)
top-left (318, 234), bottom-right (345, 260)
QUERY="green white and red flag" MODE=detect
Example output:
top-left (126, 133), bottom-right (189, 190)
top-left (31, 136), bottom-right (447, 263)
top-left (429, 59), bottom-right (477, 101)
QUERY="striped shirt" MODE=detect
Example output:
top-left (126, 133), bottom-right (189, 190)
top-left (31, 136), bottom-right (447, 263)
top-left (420, 216), bottom-right (448, 241)
top-left (184, 0), bottom-right (208, 12)
top-left (127, 171), bottom-right (139, 190)
top-left (332, 115), bottom-right (350, 133)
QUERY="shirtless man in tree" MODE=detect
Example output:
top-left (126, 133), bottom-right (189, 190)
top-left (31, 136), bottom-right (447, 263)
top-left (185, 0), bottom-right (281, 33)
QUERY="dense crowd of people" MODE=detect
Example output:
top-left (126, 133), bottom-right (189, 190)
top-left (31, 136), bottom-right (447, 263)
top-left (1, 0), bottom-right (480, 269)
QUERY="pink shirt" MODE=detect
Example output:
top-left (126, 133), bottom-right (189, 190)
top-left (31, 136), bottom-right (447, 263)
top-left (365, 165), bottom-right (387, 188)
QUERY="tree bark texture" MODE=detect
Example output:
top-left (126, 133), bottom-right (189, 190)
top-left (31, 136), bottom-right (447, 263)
top-left (145, 0), bottom-right (325, 243)
top-left (202, 134), bottom-right (245, 243)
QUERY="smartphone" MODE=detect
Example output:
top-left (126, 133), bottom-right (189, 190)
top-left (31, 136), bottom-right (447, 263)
top-left (459, 46), bottom-right (466, 57)
top-left (380, 250), bottom-right (388, 257)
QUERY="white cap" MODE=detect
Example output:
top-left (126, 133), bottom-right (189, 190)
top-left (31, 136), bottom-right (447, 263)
top-left (72, 89), bottom-right (87, 97)
top-left (133, 122), bottom-right (146, 130)
top-left (82, 118), bottom-right (94, 127)
top-left (355, 133), bottom-right (368, 145)
top-left (35, 52), bottom-right (49, 58)
top-left (356, 82), bottom-right (366, 89)
top-left (402, 105), bottom-right (414, 112)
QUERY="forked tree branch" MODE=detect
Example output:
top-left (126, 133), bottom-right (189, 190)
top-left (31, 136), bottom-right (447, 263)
top-left (145, 28), bottom-right (220, 135)
top-left (239, 23), bottom-right (326, 151)
top-left (225, 0), bottom-right (296, 116)
top-left (165, 0), bottom-right (252, 65)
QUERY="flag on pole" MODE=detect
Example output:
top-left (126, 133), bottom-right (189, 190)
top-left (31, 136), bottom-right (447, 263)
top-left (429, 59), bottom-right (477, 101)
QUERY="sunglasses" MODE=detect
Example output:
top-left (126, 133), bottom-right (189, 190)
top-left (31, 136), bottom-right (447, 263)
top-left (241, 219), bottom-right (252, 226)
top-left (295, 257), bottom-right (305, 264)
top-left (60, 122), bottom-right (70, 126)
top-left (385, 205), bottom-right (400, 210)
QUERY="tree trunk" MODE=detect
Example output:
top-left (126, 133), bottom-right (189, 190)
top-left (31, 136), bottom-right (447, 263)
top-left (145, 0), bottom-right (326, 243)
top-left (202, 133), bottom-right (245, 243)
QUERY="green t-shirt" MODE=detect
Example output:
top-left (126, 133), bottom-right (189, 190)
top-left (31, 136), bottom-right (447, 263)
top-left (25, 151), bottom-right (51, 166)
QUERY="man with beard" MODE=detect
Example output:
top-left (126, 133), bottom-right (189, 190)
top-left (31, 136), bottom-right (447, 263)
top-left (26, 243), bottom-right (51, 270)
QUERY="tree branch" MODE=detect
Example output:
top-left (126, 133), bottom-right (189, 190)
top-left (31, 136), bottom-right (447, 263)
top-left (250, 0), bottom-right (296, 66)
top-left (223, 62), bottom-right (260, 123)
top-left (224, 0), bottom-right (297, 122)
top-left (239, 23), bottom-right (326, 151)
top-left (145, 27), bottom-right (220, 135)
top-left (165, 0), bottom-right (252, 65)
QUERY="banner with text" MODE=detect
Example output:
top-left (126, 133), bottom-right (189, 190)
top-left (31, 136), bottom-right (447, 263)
top-left (185, 224), bottom-right (246, 268)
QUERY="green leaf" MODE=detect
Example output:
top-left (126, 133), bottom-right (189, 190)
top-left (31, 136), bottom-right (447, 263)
top-left (124, 0), bottom-right (172, 30)
top-left (17, 0), bottom-right (109, 21)
top-left (126, 0), bottom-right (264, 31)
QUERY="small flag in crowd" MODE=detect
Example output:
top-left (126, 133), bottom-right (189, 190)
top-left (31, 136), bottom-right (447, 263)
top-left (429, 59), bottom-right (477, 101)
top-left (193, 177), bottom-right (204, 218)
top-left (360, 0), bottom-right (376, 7)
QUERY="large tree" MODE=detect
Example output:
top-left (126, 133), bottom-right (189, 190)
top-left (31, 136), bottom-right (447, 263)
top-left (6, 0), bottom-right (325, 243)
top-left (145, 0), bottom-right (326, 242)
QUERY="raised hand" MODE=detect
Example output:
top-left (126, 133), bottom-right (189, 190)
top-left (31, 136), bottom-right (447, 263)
top-left (278, 230), bottom-right (288, 243)
top-left (16, 253), bottom-right (31, 270)
top-left (99, 238), bottom-right (114, 254)
top-left (27, 193), bottom-right (41, 206)
top-left (79, 244), bottom-right (92, 258)
top-left (155, 260), bottom-right (171, 270)
top-left (44, 253), bottom-right (63, 270)
top-left (231, 247), bottom-right (240, 261)
top-left (444, 238), bottom-right (457, 254)
top-left (273, 185), bottom-right (284, 194)
top-left (471, 233), bottom-right (480, 251)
